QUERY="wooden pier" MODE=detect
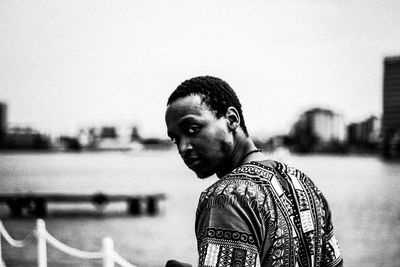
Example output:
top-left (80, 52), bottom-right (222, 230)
top-left (0, 193), bottom-right (166, 217)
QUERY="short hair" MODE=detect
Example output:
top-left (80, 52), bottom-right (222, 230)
top-left (167, 76), bottom-right (248, 136)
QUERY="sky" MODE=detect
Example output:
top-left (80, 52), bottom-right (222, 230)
top-left (1, 0), bottom-right (400, 139)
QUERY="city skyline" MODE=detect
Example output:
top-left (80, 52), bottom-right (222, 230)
top-left (1, 0), bottom-right (400, 139)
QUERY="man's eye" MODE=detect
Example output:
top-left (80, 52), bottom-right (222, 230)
top-left (187, 126), bottom-right (199, 135)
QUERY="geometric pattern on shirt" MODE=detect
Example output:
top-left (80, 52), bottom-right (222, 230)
top-left (196, 160), bottom-right (343, 267)
top-left (325, 233), bottom-right (342, 267)
top-left (199, 228), bottom-right (258, 250)
top-left (198, 240), bottom-right (259, 267)
top-left (274, 161), bottom-right (342, 267)
top-left (262, 161), bottom-right (341, 267)
top-left (197, 179), bottom-right (272, 222)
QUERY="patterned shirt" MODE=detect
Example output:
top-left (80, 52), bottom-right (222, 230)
top-left (195, 160), bottom-right (343, 267)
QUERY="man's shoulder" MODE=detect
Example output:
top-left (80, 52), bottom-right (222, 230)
top-left (230, 159), bottom-right (277, 180)
top-left (198, 161), bottom-right (278, 207)
top-left (211, 160), bottom-right (277, 189)
top-left (228, 159), bottom-right (302, 179)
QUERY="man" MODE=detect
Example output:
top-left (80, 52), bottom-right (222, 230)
top-left (165, 76), bottom-right (343, 267)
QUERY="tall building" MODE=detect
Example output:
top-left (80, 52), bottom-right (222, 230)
top-left (0, 102), bottom-right (7, 147)
top-left (382, 56), bottom-right (400, 157)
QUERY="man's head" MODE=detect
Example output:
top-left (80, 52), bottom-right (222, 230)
top-left (165, 76), bottom-right (248, 178)
top-left (167, 76), bottom-right (248, 136)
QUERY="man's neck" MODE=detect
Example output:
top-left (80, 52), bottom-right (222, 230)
top-left (216, 136), bottom-right (259, 178)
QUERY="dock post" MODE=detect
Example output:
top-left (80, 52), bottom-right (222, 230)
top-left (7, 199), bottom-right (22, 217)
top-left (102, 237), bottom-right (114, 267)
top-left (147, 196), bottom-right (158, 215)
top-left (37, 219), bottom-right (47, 267)
top-left (34, 198), bottom-right (47, 218)
top-left (128, 198), bottom-right (141, 215)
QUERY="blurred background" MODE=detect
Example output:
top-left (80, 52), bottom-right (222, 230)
top-left (1, 0), bottom-right (400, 266)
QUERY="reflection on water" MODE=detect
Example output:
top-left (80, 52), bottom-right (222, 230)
top-left (0, 151), bottom-right (399, 266)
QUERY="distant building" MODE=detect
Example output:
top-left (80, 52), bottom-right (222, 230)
top-left (5, 126), bottom-right (51, 150)
top-left (78, 125), bottom-right (142, 151)
top-left (100, 126), bottom-right (118, 139)
top-left (0, 102), bottom-right (51, 150)
top-left (290, 108), bottom-right (346, 152)
top-left (347, 116), bottom-right (381, 151)
top-left (130, 126), bottom-right (141, 142)
top-left (382, 56), bottom-right (400, 157)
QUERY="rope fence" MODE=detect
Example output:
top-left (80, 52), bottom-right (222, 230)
top-left (0, 221), bottom-right (35, 248)
top-left (0, 219), bottom-right (137, 267)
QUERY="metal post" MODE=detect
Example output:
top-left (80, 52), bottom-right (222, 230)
top-left (102, 237), bottom-right (114, 267)
top-left (36, 219), bottom-right (47, 267)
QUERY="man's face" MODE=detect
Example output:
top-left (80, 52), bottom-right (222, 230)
top-left (165, 95), bottom-right (233, 178)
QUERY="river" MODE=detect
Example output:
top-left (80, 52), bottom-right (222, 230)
top-left (0, 150), bottom-right (399, 266)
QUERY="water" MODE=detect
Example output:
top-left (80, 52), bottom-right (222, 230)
top-left (0, 151), bottom-right (399, 266)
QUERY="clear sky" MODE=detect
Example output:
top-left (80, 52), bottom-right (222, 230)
top-left (1, 0), bottom-right (400, 139)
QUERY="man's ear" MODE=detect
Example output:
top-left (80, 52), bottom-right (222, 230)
top-left (226, 107), bottom-right (240, 131)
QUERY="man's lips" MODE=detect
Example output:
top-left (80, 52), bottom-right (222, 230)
top-left (184, 157), bottom-right (201, 168)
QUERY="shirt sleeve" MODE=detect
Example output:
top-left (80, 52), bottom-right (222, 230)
top-left (319, 192), bottom-right (344, 267)
top-left (195, 180), bottom-right (269, 267)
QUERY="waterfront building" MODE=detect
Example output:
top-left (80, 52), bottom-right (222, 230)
top-left (5, 126), bottom-right (51, 150)
top-left (290, 108), bottom-right (346, 152)
top-left (347, 116), bottom-right (381, 151)
top-left (0, 103), bottom-right (52, 150)
top-left (382, 56), bottom-right (400, 157)
top-left (77, 125), bottom-right (140, 151)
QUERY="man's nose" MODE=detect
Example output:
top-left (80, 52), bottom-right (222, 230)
top-left (178, 137), bottom-right (193, 155)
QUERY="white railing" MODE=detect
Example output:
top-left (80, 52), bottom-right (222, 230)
top-left (0, 219), bottom-right (137, 267)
